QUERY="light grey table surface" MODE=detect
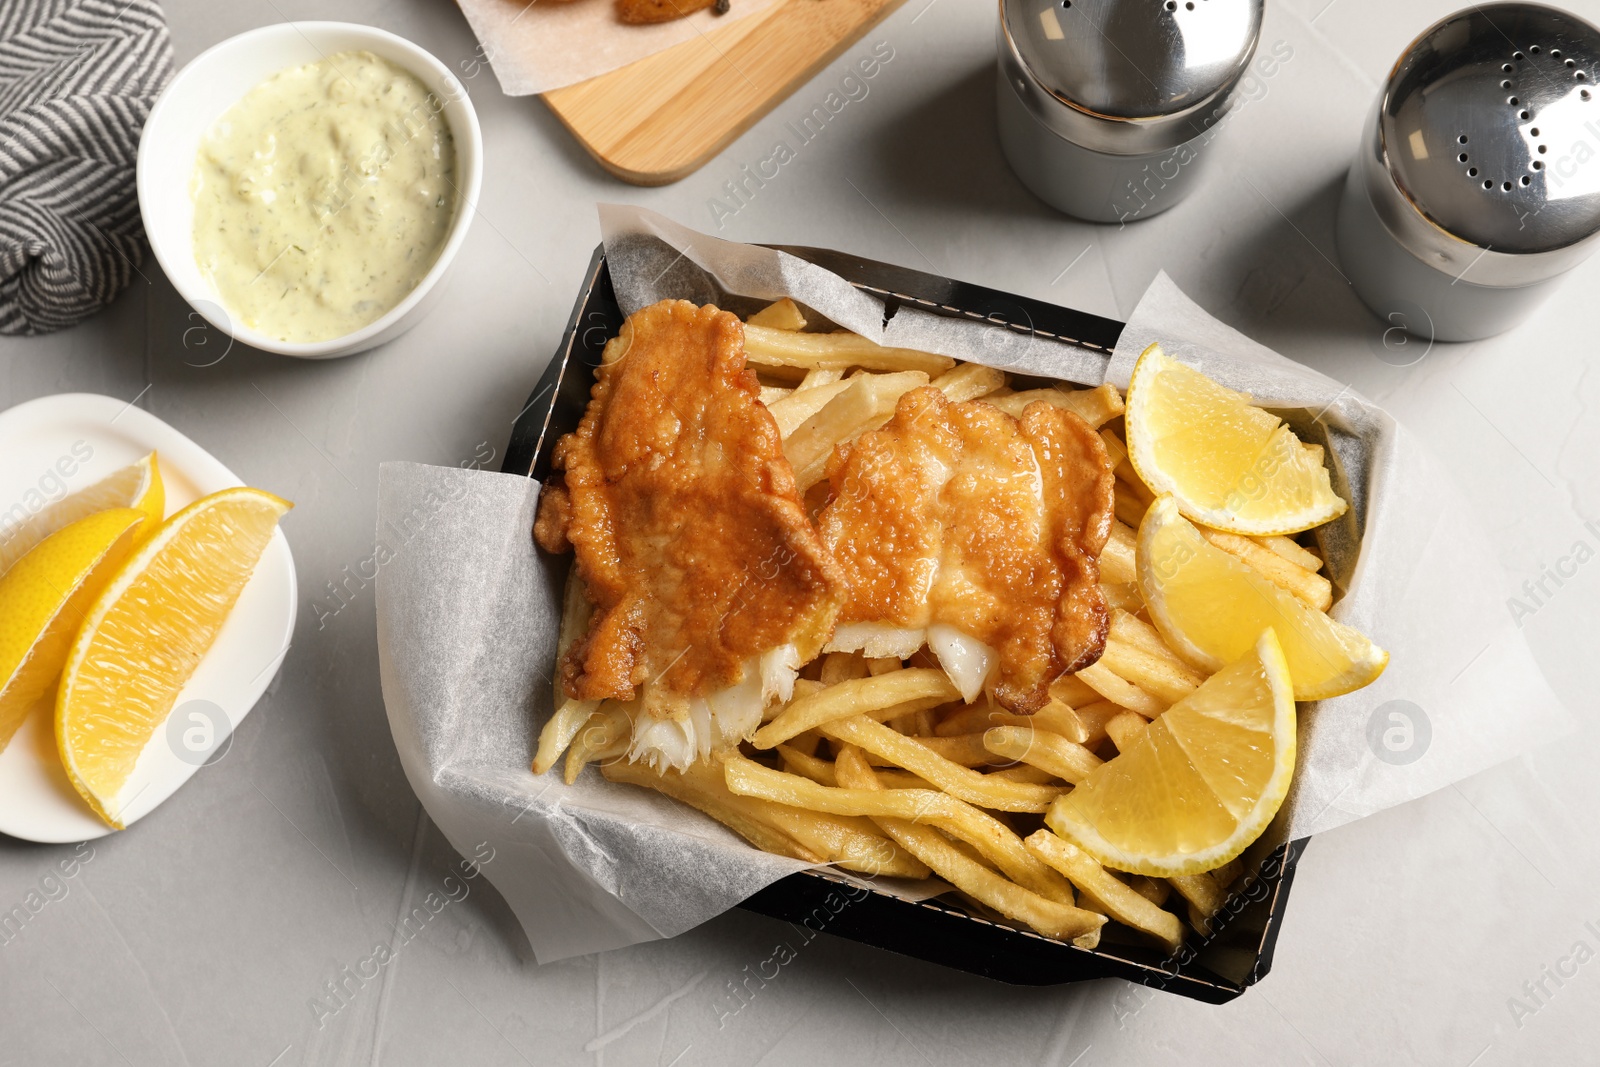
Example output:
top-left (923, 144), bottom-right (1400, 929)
top-left (4, 0), bottom-right (1600, 1063)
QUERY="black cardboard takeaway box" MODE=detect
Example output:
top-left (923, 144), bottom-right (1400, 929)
top-left (503, 243), bottom-right (1309, 1004)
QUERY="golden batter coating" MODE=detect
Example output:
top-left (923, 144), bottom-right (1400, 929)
top-left (535, 300), bottom-right (846, 715)
top-left (616, 0), bottom-right (718, 23)
top-left (817, 387), bottom-right (1115, 712)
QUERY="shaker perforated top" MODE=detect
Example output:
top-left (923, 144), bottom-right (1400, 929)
top-left (1001, 0), bottom-right (1262, 146)
top-left (1383, 4), bottom-right (1600, 254)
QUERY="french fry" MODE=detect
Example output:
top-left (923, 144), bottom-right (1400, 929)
top-left (743, 324), bottom-right (955, 375)
top-left (1100, 581), bottom-right (1143, 614)
top-left (862, 733), bottom-right (1004, 768)
top-left (1200, 528), bottom-right (1334, 611)
top-left (788, 727), bottom-right (824, 755)
top-left (1131, 876), bottom-right (1171, 907)
top-left (763, 678), bottom-right (825, 722)
top-left (784, 370), bottom-right (930, 490)
top-left (1169, 872), bottom-right (1227, 918)
top-left (985, 383), bottom-right (1125, 428)
top-left (1075, 661), bottom-right (1167, 718)
top-left (1076, 887), bottom-right (1114, 918)
top-left (746, 298), bottom-right (808, 331)
top-left (820, 651), bottom-right (870, 685)
top-left (1100, 521), bottom-right (1137, 586)
top-left (1256, 534), bottom-right (1323, 572)
top-left (934, 697), bottom-right (1086, 744)
top-left (982, 727), bottom-right (1103, 784)
top-left (1023, 830), bottom-right (1184, 954)
top-left (867, 656), bottom-right (902, 676)
top-left (1098, 427), bottom-right (1128, 467)
top-left (1107, 609), bottom-right (1175, 660)
top-left (753, 669), bottom-right (959, 749)
top-left (777, 743), bottom-right (837, 785)
top-left (818, 715), bottom-right (1068, 813)
top-left (1098, 637), bottom-right (1203, 705)
top-left (533, 697), bottom-right (601, 775)
top-left (930, 363), bottom-right (1007, 402)
top-left (830, 750), bottom-right (1101, 940)
top-left (726, 753), bottom-right (1074, 903)
top-left (780, 742), bottom-right (944, 790)
top-left (781, 745), bottom-right (938, 791)
top-left (1049, 674), bottom-right (1102, 708)
top-left (756, 805), bottom-right (930, 879)
top-left (797, 366), bottom-right (843, 389)
top-left (751, 363), bottom-right (810, 384)
top-left (1213, 857), bottom-right (1245, 889)
top-left (759, 385), bottom-right (793, 405)
top-left (1073, 700), bottom-right (1122, 746)
top-left (766, 378), bottom-right (853, 438)
top-left (1035, 699), bottom-right (1091, 743)
top-left (987, 763), bottom-right (1060, 785)
top-left (1113, 482), bottom-right (1149, 529)
top-left (1104, 710), bottom-right (1149, 754)
top-left (603, 758), bottom-right (817, 862)
top-left (564, 705), bottom-right (631, 784)
top-left (878, 768), bottom-right (937, 790)
top-left (1108, 439), bottom-right (1143, 489)
top-left (928, 703), bottom-right (998, 739)
top-left (1118, 470), bottom-right (1155, 506)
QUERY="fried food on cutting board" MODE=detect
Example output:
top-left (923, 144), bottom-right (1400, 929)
top-left (616, 0), bottom-right (727, 25)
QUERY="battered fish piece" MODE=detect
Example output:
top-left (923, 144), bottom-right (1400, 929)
top-left (817, 387), bottom-right (1115, 713)
top-left (535, 300), bottom-right (846, 770)
top-left (616, 0), bottom-right (722, 24)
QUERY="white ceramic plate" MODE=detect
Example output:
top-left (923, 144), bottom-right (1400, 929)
top-left (0, 394), bottom-right (296, 842)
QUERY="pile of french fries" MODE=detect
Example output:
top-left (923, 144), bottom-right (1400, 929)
top-left (534, 299), bottom-right (1336, 955)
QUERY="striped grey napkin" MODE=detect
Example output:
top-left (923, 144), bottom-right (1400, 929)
top-left (0, 0), bottom-right (173, 335)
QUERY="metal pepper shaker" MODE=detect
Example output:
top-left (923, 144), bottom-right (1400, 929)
top-left (1336, 4), bottom-right (1600, 343)
top-left (996, 0), bottom-right (1264, 223)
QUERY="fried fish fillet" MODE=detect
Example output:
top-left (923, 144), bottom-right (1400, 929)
top-left (816, 387), bottom-right (1115, 713)
top-left (616, 0), bottom-right (720, 23)
top-left (535, 300), bottom-right (846, 769)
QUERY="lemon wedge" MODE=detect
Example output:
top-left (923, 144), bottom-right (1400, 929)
top-left (0, 508), bottom-right (148, 752)
top-left (56, 487), bottom-right (291, 827)
top-left (1137, 495), bottom-right (1387, 700)
top-left (0, 452), bottom-right (164, 577)
top-left (1046, 630), bottom-right (1296, 876)
top-left (1124, 344), bottom-right (1347, 535)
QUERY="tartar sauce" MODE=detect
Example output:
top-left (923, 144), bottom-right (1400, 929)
top-left (191, 50), bottom-right (457, 344)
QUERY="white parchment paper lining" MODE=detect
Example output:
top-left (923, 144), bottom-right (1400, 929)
top-left (376, 205), bottom-right (1571, 964)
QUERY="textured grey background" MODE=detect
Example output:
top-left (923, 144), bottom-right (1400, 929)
top-left (2, 0), bottom-right (1599, 1063)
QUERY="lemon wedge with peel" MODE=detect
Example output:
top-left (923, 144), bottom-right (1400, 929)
top-left (1137, 495), bottom-right (1387, 700)
top-left (1046, 630), bottom-right (1296, 876)
top-left (0, 508), bottom-right (147, 752)
top-left (56, 487), bottom-right (291, 827)
top-left (1125, 344), bottom-right (1347, 535)
top-left (0, 452), bottom-right (165, 577)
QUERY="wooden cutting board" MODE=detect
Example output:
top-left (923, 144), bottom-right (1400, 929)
top-left (542, 0), bottom-right (909, 185)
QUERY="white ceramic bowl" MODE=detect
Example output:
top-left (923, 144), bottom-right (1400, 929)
top-left (137, 22), bottom-right (483, 359)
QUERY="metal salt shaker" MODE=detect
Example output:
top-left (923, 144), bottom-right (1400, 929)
top-left (1336, 4), bottom-right (1600, 343)
top-left (996, 0), bottom-right (1265, 223)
